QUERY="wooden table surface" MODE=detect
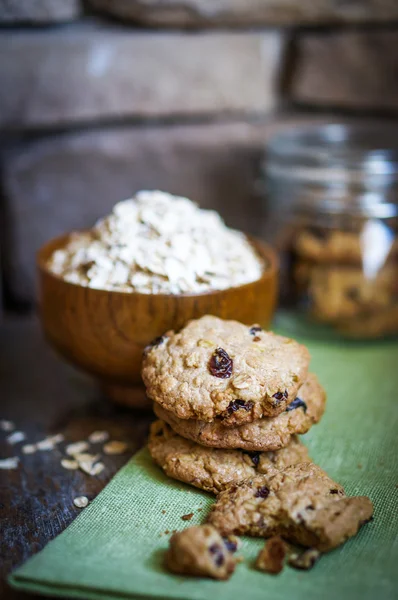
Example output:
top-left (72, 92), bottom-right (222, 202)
top-left (0, 316), bottom-right (153, 600)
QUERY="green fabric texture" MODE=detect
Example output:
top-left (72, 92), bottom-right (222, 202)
top-left (9, 332), bottom-right (398, 600)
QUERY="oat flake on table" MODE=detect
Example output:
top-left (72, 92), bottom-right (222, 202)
top-left (0, 419), bottom-right (15, 432)
top-left (47, 190), bottom-right (264, 294)
top-left (0, 457), bottom-right (19, 470)
top-left (6, 431), bottom-right (26, 445)
top-left (73, 496), bottom-right (89, 509)
top-left (103, 441), bottom-right (128, 455)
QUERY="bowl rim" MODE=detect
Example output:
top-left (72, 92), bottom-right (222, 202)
top-left (37, 231), bottom-right (278, 299)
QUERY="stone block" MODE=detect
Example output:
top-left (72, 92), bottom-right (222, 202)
top-left (290, 30), bottom-right (398, 111)
top-left (88, 0), bottom-right (398, 27)
top-left (0, 26), bottom-right (283, 130)
top-left (0, 0), bottom-right (80, 23)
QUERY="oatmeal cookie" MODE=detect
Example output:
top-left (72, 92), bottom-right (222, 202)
top-left (336, 305), bottom-right (398, 338)
top-left (303, 264), bottom-right (398, 323)
top-left (154, 373), bottom-right (325, 451)
top-left (294, 228), bottom-right (398, 265)
top-left (149, 420), bottom-right (310, 494)
top-left (142, 316), bottom-right (310, 424)
top-left (165, 525), bottom-right (239, 580)
top-left (207, 463), bottom-right (373, 552)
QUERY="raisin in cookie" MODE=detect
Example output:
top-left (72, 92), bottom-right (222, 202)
top-left (142, 315), bottom-right (310, 425)
top-left (207, 463), bottom-right (373, 552)
top-left (154, 373), bottom-right (325, 452)
top-left (165, 525), bottom-right (239, 580)
top-left (149, 420), bottom-right (311, 494)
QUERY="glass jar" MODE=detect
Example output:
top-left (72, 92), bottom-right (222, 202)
top-left (259, 123), bottom-right (398, 339)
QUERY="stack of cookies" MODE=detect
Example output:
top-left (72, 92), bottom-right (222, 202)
top-left (293, 227), bottom-right (398, 338)
top-left (144, 315), bottom-right (325, 494)
top-left (143, 315), bottom-right (373, 578)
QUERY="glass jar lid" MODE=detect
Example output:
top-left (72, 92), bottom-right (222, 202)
top-left (264, 123), bottom-right (398, 218)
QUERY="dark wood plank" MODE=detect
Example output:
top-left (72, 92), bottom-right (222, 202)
top-left (0, 316), bottom-right (153, 599)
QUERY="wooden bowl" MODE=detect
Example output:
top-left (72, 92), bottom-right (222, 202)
top-left (37, 234), bottom-right (278, 408)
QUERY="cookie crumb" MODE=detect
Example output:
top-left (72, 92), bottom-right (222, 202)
top-left (256, 536), bottom-right (287, 574)
top-left (103, 441), bottom-right (128, 455)
top-left (161, 510), bottom-right (166, 514)
top-left (73, 496), bottom-right (89, 509)
top-left (181, 513), bottom-right (194, 521)
top-left (357, 463), bottom-right (363, 469)
top-left (165, 525), bottom-right (239, 580)
top-left (288, 548), bottom-right (320, 570)
top-left (165, 530), bottom-right (170, 535)
top-left (197, 508), bottom-right (202, 512)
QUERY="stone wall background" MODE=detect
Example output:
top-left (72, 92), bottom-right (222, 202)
top-left (1, 0), bottom-right (398, 310)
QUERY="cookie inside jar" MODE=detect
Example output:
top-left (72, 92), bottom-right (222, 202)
top-left (261, 123), bottom-right (398, 339)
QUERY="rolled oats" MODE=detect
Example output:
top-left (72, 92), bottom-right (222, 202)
top-left (75, 453), bottom-right (100, 475)
top-left (0, 457), bottom-right (19, 469)
top-left (0, 419), bottom-right (15, 432)
top-left (66, 441), bottom-right (89, 456)
top-left (22, 444), bottom-right (37, 455)
top-left (47, 191), bottom-right (264, 295)
top-left (89, 462), bottom-right (105, 476)
top-left (88, 431), bottom-right (109, 444)
top-left (73, 496), bottom-right (89, 508)
top-left (49, 433), bottom-right (65, 444)
top-left (232, 374), bottom-right (252, 389)
top-left (103, 441), bottom-right (128, 455)
top-left (6, 431), bottom-right (26, 445)
top-left (37, 438), bottom-right (56, 451)
top-left (75, 453), bottom-right (99, 464)
top-left (61, 458), bottom-right (79, 470)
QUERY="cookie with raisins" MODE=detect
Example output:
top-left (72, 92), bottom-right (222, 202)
top-left (153, 373), bottom-right (325, 452)
top-left (149, 420), bottom-right (310, 495)
top-left (295, 228), bottom-right (398, 265)
top-left (142, 315), bottom-right (310, 425)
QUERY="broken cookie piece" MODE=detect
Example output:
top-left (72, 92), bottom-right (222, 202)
top-left (207, 463), bottom-right (373, 552)
top-left (256, 536), bottom-right (287, 574)
top-left (165, 525), bottom-right (239, 580)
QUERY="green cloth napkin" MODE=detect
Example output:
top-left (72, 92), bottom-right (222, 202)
top-left (9, 332), bottom-right (398, 600)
